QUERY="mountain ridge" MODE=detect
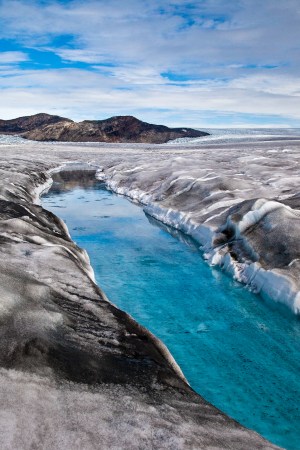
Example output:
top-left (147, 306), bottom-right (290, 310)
top-left (0, 113), bottom-right (72, 133)
top-left (0, 113), bottom-right (209, 144)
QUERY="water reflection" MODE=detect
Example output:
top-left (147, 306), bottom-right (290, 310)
top-left (51, 168), bottom-right (98, 193)
top-left (145, 213), bottom-right (200, 251)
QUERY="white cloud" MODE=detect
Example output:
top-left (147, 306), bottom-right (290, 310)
top-left (0, 67), bottom-right (299, 126)
top-left (230, 74), bottom-right (300, 96)
top-left (0, 51), bottom-right (28, 64)
top-left (56, 49), bottom-right (109, 64)
top-left (1, 0), bottom-right (299, 67)
top-left (0, 0), bottom-right (299, 125)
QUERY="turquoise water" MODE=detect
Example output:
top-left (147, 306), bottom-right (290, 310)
top-left (43, 178), bottom-right (300, 450)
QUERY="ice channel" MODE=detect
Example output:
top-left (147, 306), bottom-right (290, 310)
top-left (42, 172), bottom-right (300, 450)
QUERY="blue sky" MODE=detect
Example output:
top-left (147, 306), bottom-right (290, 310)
top-left (0, 0), bottom-right (299, 127)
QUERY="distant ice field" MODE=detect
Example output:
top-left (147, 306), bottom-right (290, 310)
top-left (1, 128), bottom-right (300, 146)
top-left (168, 127), bottom-right (300, 145)
top-left (0, 134), bottom-right (30, 145)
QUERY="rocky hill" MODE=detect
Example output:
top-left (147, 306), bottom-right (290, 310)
top-left (0, 113), bottom-right (209, 143)
top-left (0, 113), bottom-right (72, 134)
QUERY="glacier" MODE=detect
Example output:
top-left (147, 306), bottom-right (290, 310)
top-left (0, 134), bottom-right (298, 448)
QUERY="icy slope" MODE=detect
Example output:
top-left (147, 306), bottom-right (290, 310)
top-left (0, 148), bottom-right (279, 448)
top-left (93, 142), bottom-right (300, 314)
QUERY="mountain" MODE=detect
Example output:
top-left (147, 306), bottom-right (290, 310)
top-left (0, 113), bottom-right (72, 134)
top-left (0, 113), bottom-right (209, 144)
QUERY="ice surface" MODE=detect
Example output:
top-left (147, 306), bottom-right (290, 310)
top-left (91, 141), bottom-right (300, 314)
top-left (2, 136), bottom-right (300, 315)
top-left (0, 135), bottom-right (296, 448)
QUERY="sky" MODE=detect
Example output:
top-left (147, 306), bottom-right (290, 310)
top-left (0, 0), bottom-right (299, 127)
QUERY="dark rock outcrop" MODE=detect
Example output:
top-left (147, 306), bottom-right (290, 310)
top-left (0, 113), bottom-right (209, 143)
top-left (0, 113), bottom-right (71, 134)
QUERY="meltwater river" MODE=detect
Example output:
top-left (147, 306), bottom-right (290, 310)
top-left (42, 175), bottom-right (300, 450)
